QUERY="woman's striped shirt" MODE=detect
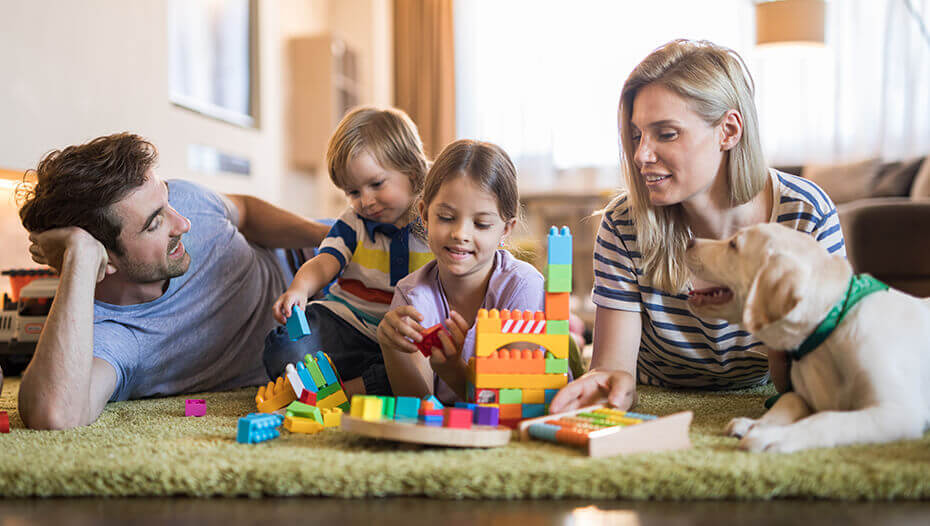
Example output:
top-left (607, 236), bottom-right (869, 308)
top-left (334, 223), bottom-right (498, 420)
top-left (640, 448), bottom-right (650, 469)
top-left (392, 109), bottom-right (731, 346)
top-left (592, 169), bottom-right (846, 389)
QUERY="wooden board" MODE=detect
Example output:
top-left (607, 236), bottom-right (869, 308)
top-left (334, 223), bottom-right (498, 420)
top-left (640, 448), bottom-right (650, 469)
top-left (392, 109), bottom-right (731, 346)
top-left (518, 404), bottom-right (693, 457)
top-left (341, 415), bottom-right (512, 448)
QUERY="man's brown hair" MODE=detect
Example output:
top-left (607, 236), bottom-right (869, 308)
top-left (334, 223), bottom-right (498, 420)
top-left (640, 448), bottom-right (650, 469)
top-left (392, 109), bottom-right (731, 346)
top-left (19, 132), bottom-right (158, 256)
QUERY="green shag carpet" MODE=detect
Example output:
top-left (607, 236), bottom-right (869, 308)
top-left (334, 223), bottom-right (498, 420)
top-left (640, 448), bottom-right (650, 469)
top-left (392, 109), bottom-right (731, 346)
top-left (1, 378), bottom-right (928, 499)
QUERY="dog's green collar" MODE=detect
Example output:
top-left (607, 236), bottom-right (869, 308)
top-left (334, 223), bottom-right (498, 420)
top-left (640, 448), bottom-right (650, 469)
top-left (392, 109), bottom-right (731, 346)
top-left (789, 274), bottom-right (888, 361)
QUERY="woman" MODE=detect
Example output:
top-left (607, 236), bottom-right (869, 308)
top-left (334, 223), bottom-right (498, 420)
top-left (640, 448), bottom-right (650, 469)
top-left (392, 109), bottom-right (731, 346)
top-left (550, 40), bottom-right (845, 412)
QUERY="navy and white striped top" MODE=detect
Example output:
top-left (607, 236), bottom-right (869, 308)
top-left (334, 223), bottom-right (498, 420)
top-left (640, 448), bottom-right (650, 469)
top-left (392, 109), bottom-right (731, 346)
top-left (592, 170), bottom-right (846, 389)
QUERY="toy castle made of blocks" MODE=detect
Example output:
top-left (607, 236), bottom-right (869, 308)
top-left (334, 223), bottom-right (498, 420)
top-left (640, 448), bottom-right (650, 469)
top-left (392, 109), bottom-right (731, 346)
top-left (465, 226), bottom-right (572, 427)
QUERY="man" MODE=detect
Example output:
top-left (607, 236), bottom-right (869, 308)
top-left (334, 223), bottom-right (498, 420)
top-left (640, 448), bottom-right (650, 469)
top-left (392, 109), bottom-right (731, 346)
top-left (18, 133), bottom-right (330, 429)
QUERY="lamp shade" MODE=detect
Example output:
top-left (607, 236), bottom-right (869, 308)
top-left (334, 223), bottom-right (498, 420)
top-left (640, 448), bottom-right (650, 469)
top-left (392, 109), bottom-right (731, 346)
top-left (756, 0), bottom-right (825, 45)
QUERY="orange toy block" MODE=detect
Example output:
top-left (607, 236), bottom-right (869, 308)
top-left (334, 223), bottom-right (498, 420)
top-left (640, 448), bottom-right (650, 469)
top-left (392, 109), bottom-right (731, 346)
top-left (477, 308), bottom-right (502, 333)
top-left (475, 332), bottom-right (568, 359)
top-left (470, 371), bottom-right (569, 390)
top-left (499, 403), bottom-right (523, 420)
top-left (471, 349), bottom-right (546, 375)
top-left (545, 292), bottom-right (570, 320)
top-left (255, 376), bottom-right (298, 413)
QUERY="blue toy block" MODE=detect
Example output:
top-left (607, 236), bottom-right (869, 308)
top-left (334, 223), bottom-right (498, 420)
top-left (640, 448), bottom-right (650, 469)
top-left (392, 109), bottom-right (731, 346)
top-left (237, 413), bottom-right (284, 444)
top-left (455, 402), bottom-right (478, 412)
top-left (423, 395), bottom-right (444, 409)
top-left (314, 351), bottom-right (339, 385)
top-left (522, 403), bottom-right (546, 419)
top-left (547, 226), bottom-right (572, 265)
top-left (286, 305), bottom-right (311, 341)
top-left (394, 397), bottom-right (421, 420)
top-left (295, 362), bottom-right (317, 392)
top-left (544, 389), bottom-right (559, 405)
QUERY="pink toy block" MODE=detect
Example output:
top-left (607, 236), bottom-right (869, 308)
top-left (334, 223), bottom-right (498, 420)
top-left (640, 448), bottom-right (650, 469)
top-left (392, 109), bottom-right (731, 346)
top-left (299, 389), bottom-right (317, 406)
top-left (443, 407), bottom-right (473, 429)
top-left (185, 399), bottom-right (206, 417)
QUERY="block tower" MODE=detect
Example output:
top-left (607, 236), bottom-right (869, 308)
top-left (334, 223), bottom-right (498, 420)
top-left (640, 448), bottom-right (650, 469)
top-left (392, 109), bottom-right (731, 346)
top-left (465, 226), bottom-right (572, 428)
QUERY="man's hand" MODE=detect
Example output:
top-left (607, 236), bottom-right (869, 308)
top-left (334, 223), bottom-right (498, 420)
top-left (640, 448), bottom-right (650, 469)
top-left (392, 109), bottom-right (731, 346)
top-left (28, 227), bottom-right (113, 282)
top-left (548, 369), bottom-right (638, 414)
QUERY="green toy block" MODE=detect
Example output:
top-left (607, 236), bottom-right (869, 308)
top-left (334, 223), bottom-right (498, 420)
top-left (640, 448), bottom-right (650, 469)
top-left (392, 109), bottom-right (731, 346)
top-left (546, 319), bottom-right (569, 335)
top-left (303, 355), bottom-right (326, 388)
top-left (377, 396), bottom-right (395, 419)
top-left (499, 388), bottom-right (522, 404)
top-left (546, 264), bottom-right (572, 293)
top-left (545, 358), bottom-right (568, 374)
top-left (285, 401), bottom-right (323, 423)
top-left (317, 382), bottom-right (342, 399)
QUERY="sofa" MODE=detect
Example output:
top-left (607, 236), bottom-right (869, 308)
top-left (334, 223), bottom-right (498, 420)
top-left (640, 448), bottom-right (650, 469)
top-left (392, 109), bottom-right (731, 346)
top-left (779, 155), bottom-right (930, 297)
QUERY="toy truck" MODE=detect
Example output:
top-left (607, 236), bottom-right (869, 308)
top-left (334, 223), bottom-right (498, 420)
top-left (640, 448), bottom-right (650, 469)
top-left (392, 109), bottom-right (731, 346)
top-left (1, 269), bottom-right (57, 374)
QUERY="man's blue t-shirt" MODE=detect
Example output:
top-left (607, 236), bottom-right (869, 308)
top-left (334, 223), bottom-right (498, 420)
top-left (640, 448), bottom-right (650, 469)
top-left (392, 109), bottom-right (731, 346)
top-left (93, 179), bottom-right (285, 401)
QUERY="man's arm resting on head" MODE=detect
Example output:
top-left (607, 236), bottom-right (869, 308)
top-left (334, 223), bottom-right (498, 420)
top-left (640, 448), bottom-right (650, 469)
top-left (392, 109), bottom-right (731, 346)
top-left (18, 228), bottom-right (117, 429)
top-left (224, 194), bottom-right (330, 249)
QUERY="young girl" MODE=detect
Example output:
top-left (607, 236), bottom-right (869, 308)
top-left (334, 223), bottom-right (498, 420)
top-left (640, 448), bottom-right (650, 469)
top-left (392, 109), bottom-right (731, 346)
top-left (550, 40), bottom-right (846, 413)
top-left (264, 107), bottom-right (432, 396)
top-left (377, 140), bottom-right (545, 403)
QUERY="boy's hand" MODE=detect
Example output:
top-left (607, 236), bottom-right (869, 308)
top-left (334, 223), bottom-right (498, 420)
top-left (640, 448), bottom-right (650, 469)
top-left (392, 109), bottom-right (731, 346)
top-left (377, 306), bottom-right (426, 354)
top-left (273, 290), bottom-right (308, 325)
top-left (428, 311), bottom-right (468, 368)
top-left (548, 369), bottom-right (637, 414)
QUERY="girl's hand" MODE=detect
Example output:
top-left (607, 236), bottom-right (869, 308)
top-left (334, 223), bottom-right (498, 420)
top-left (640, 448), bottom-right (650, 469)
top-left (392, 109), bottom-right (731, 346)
top-left (272, 289), bottom-right (308, 325)
top-left (548, 369), bottom-right (637, 413)
top-left (428, 311), bottom-right (469, 370)
top-left (377, 306), bottom-right (426, 354)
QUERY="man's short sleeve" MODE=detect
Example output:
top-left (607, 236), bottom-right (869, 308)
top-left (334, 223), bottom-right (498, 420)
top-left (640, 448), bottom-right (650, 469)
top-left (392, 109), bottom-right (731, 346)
top-left (592, 200), bottom-right (643, 312)
top-left (93, 321), bottom-right (142, 402)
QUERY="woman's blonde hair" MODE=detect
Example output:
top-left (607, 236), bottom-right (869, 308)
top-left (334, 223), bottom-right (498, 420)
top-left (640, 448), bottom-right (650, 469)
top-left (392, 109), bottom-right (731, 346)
top-left (616, 39), bottom-right (767, 293)
top-left (326, 106), bottom-right (428, 194)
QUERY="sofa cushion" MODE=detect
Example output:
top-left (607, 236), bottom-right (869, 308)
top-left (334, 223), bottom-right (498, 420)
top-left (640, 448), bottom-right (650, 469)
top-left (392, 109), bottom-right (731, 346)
top-left (802, 158), bottom-right (880, 204)
top-left (871, 156), bottom-right (925, 198)
top-left (910, 156), bottom-right (930, 199)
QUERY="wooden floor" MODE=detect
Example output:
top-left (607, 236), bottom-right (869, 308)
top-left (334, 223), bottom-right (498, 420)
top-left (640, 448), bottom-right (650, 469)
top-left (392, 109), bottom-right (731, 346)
top-left (2, 498), bottom-right (930, 525)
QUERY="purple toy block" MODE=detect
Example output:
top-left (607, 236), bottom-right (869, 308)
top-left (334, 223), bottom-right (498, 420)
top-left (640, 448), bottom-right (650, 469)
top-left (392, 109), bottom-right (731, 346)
top-left (185, 399), bottom-right (206, 417)
top-left (475, 405), bottom-right (499, 427)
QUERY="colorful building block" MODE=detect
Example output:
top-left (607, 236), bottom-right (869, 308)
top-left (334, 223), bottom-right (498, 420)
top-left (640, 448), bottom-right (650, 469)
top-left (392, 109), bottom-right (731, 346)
top-left (295, 362), bottom-right (316, 392)
top-left (353, 395), bottom-right (383, 421)
top-left (477, 308), bottom-right (502, 333)
top-left (318, 388), bottom-right (349, 411)
top-left (377, 396), bottom-right (396, 419)
top-left (237, 413), bottom-right (284, 444)
top-left (546, 319), bottom-right (570, 335)
top-left (284, 363), bottom-right (306, 398)
top-left (314, 351), bottom-right (339, 386)
top-left (475, 332), bottom-right (568, 359)
top-left (284, 415), bottom-right (324, 434)
top-left (444, 408), bottom-right (473, 429)
top-left (523, 389), bottom-right (545, 404)
top-left (547, 226), bottom-right (572, 265)
top-left (286, 305), bottom-right (311, 341)
top-left (416, 324), bottom-right (446, 357)
top-left (470, 372), bottom-right (568, 390)
top-left (546, 264), bottom-right (572, 293)
top-left (544, 389), bottom-right (559, 405)
top-left (522, 403), bottom-right (546, 418)
top-left (185, 399), bottom-right (206, 417)
top-left (472, 349), bottom-right (546, 375)
top-left (474, 388), bottom-right (499, 404)
top-left (321, 407), bottom-right (343, 427)
top-left (545, 292), bottom-right (570, 320)
top-left (499, 403), bottom-right (523, 420)
top-left (423, 395), bottom-right (444, 409)
top-left (499, 388), bottom-right (522, 404)
top-left (394, 397), bottom-right (421, 420)
top-left (303, 355), bottom-right (326, 388)
top-left (475, 406), bottom-right (499, 427)
top-left (285, 401), bottom-right (323, 423)
top-left (255, 376), bottom-right (298, 413)
top-left (0, 411), bottom-right (9, 433)
top-left (545, 357), bottom-right (569, 374)
top-left (299, 389), bottom-right (318, 405)
top-left (317, 382), bottom-right (342, 399)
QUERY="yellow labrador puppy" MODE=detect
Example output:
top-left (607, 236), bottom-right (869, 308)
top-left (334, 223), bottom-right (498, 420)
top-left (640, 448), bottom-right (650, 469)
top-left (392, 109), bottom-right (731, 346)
top-left (684, 223), bottom-right (930, 452)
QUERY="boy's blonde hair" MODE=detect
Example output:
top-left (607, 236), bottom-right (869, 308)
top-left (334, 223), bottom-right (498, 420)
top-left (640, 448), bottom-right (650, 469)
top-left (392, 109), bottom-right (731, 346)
top-left (616, 39), bottom-right (767, 293)
top-left (326, 106), bottom-right (428, 193)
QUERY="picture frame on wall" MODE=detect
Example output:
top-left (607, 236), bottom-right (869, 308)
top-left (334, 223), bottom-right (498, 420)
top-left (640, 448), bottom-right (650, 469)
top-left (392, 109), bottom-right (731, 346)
top-left (168, 0), bottom-right (258, 128)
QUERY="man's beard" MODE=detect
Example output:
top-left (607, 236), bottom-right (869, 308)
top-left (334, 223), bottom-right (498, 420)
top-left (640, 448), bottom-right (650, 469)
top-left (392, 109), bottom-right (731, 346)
top-left (121, 238), bottom-right (190, 284)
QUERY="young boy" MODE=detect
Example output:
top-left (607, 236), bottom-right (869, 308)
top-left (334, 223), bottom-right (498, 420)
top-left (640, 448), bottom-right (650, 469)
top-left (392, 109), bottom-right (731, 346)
top-left (264, 107), bottom-right (433, 396)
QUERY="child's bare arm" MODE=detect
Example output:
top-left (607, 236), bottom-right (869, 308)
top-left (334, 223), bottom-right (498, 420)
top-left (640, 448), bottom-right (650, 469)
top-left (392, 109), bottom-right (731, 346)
top-left (272, 252), bottom-right (342, 324)
top-left (428, 311), bottom-right (470, 400)
top-left (378, 306), bottom-right (434, 396)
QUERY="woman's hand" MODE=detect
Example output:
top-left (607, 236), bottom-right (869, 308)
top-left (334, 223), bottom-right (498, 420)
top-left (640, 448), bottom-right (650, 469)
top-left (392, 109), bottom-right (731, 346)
top-left (548, 369), bottom-right (637, 413)
top-left (377, 306), bottom-right (426, 354)
top-left (272, 289), bottom-right (308, 325)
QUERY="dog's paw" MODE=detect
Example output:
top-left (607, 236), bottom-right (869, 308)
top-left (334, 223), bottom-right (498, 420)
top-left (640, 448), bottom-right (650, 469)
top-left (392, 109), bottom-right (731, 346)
top-left (725, 417), bottom-right (758, 438)
top-left (738, 425), bottom-right (802, 453)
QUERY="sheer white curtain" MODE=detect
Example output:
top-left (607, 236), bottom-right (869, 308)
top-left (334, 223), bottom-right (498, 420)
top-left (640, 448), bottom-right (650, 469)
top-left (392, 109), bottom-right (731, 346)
top-left (455, 0), bottom-right (930, 184)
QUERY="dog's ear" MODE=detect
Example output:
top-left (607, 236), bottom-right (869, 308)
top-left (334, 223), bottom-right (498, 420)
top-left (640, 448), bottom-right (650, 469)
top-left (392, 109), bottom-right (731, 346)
top-left (742, 253), bottom-right (807, 333)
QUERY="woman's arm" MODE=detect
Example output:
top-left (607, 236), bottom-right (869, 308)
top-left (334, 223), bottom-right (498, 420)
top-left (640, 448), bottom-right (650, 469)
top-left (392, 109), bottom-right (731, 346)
top-left (548, 306), bottom-right (642, 412)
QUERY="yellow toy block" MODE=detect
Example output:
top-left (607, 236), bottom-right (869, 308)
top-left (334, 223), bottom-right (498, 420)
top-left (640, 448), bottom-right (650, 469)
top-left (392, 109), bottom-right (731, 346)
top-left (318, 388), bottom-right (348, 410)
top-left (475, 332), bottom-right (569, 359)
top-left (350, 395), bottom-right (384, 421)
top-left (255, 376), bottom-right (298, 413)
top-left (470, 372), bottom-right (568, 389)
top-left (322, 407), bottom-right (343, 427)
top-left (477, 308), bottom-right (502, 333)
top-left (284, 415), bottom-right (325, 434)
top-left (523, 389), bottom-right (546, 404)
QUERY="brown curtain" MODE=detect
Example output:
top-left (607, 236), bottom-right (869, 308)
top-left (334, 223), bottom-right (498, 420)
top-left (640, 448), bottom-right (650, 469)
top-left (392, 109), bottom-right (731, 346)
top-left (393, 0), bottom-right (455, 159)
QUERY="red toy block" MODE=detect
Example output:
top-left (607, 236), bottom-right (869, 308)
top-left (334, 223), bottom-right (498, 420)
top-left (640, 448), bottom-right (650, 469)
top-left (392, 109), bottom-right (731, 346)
top-left (499, 418), bottom-right (522, 429)
top-left (443, 408), bottom-right (473, 429)
top-left (545, 292), bottom-right (570, 320)
top-left (299, 389), bottom-right (318, 405)
top-left (416, 324), bottom-right (447, 357)
top-left (0, 411), bottom-right (8, 433)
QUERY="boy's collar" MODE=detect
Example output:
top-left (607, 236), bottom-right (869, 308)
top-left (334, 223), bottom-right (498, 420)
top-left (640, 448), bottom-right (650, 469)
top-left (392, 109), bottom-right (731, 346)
top-left (359, 214), bottom-right (409, 241)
